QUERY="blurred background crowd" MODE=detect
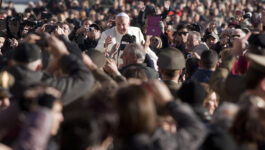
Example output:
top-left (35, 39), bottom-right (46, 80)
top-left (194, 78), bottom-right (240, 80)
top-left (0, 0), bottom-right (265, 150)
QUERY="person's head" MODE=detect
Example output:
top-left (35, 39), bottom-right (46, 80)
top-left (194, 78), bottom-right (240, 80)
top-left (115, 13), bottom-right (130, 35)
top-left (123, 66), bottom-right (148, 81)
top-left (114, 84), bottom-right (156, 137)
top-left (13, 42), bottom-right (42, 71)
top-left (201, 83), bottom-right (219, 115)
top-left (157, 48), bottom-right (185, 81)
top-left (23, 84), bottom-right (63, 135)
top-left (187, 31), bottom-right (201, 50)
top-left (199, 50), bottom-right (218, 70)
top-left (176, 24), bottom-right (189, 43)
top-left (245, 53), bottom-right (265, 99)
top-left (212, 102), bottom-right (239, 130)
top-left (178, 80), bottom-right (206, 106)
top-left (61, 109), bottom-right (117, 150)
top-left (206, 33), bottom-right (219, 48)
top-left (87, 24), bottom-right (101, 40)
top-left (121, 43), bottom-right (145, 66)
top-left (60, 22), bottom-right (72, 36)
top-left (150, 36), bottom-right (162, 50)
top-left (230, 98), bottom-right (265, 145)
top-left (185, 57), bottom-right (199, 79)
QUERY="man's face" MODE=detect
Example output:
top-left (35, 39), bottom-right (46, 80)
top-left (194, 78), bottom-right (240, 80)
top-left (206, 36), bottom-right (217, 48)
top-left (116, 16), bottom-right (130, 35)
top-left (187, 34), bottom-right (200, 50)
top-left (51, 102), bottom-right (64, 135)
top-left (177, 28), bottom-right (189, 43)
top-left (62, 24), bottom-right (71, 36)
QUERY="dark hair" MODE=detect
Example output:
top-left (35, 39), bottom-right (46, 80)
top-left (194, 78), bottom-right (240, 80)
top-left (200, 50), bottom-right (218, 69)
top-left (186, 58), bottom-right (199, 79)
top-left (245, 67), bottom-right (265, 90)
top-left (230, 105), bottom-right (265, 145)
top-left (176, 23), bottom-right (188, 31)
top-left (123, 66), bottom-right (148, 81)
top-left (114, 85), bottom-right (156, 137)
top-left (160, 68), bottom-right (181, 79)
top-left (61, 110), bottom-right (118, 150)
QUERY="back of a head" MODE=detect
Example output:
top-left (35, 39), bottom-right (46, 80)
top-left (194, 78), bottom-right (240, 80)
top-left (127, 43), bottom-right (146, 62)
top-left (123, 66), bottom-right (148, 81)
top-left (200, 50), bottom-right (218, 70)
top-left (114, 84), bottom-right (156, 137)
top-left (157, 47), bottom-right (185, 70)
top-left (178, 80), bottom-right (206, 106)
top-left (230, 98), bottom-right (265, 145)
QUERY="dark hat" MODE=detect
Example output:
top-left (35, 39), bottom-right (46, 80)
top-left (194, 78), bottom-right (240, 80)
top-left (157, 47), bottom-right (185, 70)
top-left (13, 43), bottom-right (41, 63)
top-left (89, 24), bottom-right (102, 31)
top-left (85, 49), bottom-right (106, 68)
top-left (177, 80), bottom-right (206, 106)
top-left (206, 33), bottom-right (219, 40)
top-left (247, 53), bottom-right (265, 73)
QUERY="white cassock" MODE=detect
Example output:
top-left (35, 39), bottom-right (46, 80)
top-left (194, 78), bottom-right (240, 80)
top-left (95, 26), bottom-right (158, 70)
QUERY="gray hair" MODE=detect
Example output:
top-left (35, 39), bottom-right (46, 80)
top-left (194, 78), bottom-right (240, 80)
top-left (127, 43), bottom-right (146, 62)
top-left (212, 102), bottom-right (239, 130)
top-left (189, 31), bottom-right (201, 41)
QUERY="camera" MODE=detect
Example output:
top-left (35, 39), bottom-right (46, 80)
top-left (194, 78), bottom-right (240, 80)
top-left (45, 25), bottom-right (58, 34)
top-left (88, 27), bottom-right (95, 32)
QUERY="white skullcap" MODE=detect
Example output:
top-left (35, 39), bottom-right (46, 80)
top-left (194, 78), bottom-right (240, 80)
top-left (116, 12), bottom-right (130, 20)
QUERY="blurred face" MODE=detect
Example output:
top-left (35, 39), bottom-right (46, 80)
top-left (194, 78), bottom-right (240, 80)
top-left (177, 28), bottom-right (189, 43)
top-left (204, 92), bottom-right (218, 115)
top-left (62, 24), bottom-right (71, 36)
top-left (187, 34), bottom-right (200, 50)
top-left (116, 16), bottom-right (130, 35)
top-left (51, 102), bottom-right (64, 135)
top-left (121, 46), bottom-right (136, 66)
top-left (206, 36), bottom-right (217, 48)
top-left (0, 97), bottom-right (10, 111)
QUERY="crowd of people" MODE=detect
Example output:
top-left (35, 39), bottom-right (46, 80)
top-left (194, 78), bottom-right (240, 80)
top-left (0, 0), bottom-right (265, 150)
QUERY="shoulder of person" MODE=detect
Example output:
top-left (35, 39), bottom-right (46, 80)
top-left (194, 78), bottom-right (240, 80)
top-left (128, 26), bottom-right (142, 32)
top-left (102, 27), bottom-right (116, 35)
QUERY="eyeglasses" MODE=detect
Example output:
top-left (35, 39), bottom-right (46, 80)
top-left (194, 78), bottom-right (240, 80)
top-left (177, 32), bottom-right (188, 36)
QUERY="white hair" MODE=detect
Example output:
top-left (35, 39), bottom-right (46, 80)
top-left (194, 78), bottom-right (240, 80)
top-left (116, 12), bottom-right (130, 20)
top-left (14, 59), bottom-right (42, 71)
